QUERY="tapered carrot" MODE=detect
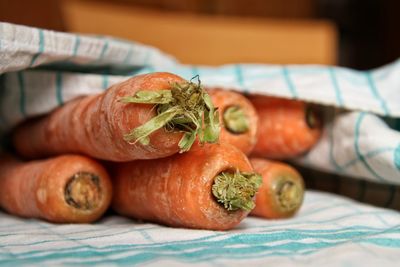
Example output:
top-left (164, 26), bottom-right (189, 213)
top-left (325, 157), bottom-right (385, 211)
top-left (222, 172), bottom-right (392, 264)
top-left (111, 144), bottom-right (262, 230)
top-left (12, 73), bottom-right (219, 161)
top-left (207, 89), bottom-right (258, 155)
top-left (0, 154), bottom-right (112, 223)
top-left (249, 96), bottom-right (322, 159)
top-left (250, 158), bottom-right (304, 219)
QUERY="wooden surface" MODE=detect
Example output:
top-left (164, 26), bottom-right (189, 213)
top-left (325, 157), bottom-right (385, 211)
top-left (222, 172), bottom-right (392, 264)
top-left (0, 0), bottom-right (65, 31)
top-left (61, 0), bottom-right (337, 65)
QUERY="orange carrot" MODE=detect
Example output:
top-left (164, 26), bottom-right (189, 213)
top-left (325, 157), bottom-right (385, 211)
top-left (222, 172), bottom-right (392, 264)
top-left (12, 73), bottom-right (219, 161)
top-left (250, 158), bottom-right (304, 219)
top-left (207, 89), bottom-right (258, 155)
top-left (249, 95), bottom-right (322, 159)
top-left (111, 144), bottom-right (262, 230)
top-left (0, 154), bottom-right (112, 223)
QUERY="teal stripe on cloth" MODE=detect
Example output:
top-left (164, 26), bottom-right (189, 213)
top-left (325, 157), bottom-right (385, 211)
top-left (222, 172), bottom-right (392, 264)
top-left (328, 67), bottom-right (344, 107)
top-left (97, 40), bottom-right (109, 61)
top-left (354, 113), bottom-right (388, 182)
top-left (235, 64), bottom-right (250, 95)
top-left (102, 74), bottom-right (109, 90)
top-left (29, 29), bottom-right (45, 67)
top-left (362, 238), bottom-right (400, 248)
top-left (365, 71), bottom-right (390, 116)
top-left (0, 224), bottom-right (157, 238)
top-left (191, 65), bottom-right (199, 79)
top-left (341, 147), bottom-right (396, 170)
top-left (234, 64), bottom-right (244, 87)
top-left (395, 144), bottom-right (400, 170)
top-left (35, 221), bottom-right (114, 262)
top-left (282, 66), bottom-right (298, 99)
top-left (1, 210), bottom-right (396, 255)
top-left (72, 35), bottom-right (81, 57)
top-left (17, 72), bottom-right (26, 117)
top-left (1, 226), bottom-right (397, 260)
top-left (329, 117), bottom-right (396, 173)
top-left (2, 227), bottom-right (400, 266)
top-left (55, 72), bottom-right (63, 105)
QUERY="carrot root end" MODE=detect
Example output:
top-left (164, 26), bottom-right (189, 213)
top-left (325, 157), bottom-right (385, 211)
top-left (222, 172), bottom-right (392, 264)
top-left (276, 179), bottom-right (304, 213)
top-left (65, 172), bottom-right (102, 211)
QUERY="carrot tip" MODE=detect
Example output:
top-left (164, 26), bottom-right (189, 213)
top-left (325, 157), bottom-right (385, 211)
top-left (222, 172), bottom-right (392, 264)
top-left (305, 105), bottom-right (320, 129)
top-left (65, 172), bottom-right (101, 210)
top-left (276, 179), bottom-right (304, 213)
top-left (212, 170), bottom-right (262, 211)
top-left (223, 105), bottom-right (250, 134)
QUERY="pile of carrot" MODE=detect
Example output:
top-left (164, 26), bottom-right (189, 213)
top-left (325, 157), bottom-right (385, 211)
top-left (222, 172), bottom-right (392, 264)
top-left (0, 72), bottom-right (322, 230)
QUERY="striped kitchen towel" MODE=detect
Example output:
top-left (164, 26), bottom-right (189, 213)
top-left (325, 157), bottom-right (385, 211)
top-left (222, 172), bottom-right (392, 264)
top-left (1, 22), bottom-right (400, 267)
top-left (0, 22), bottom-right (399, 185)
top-left (1, 190), bottom-right (399, 266)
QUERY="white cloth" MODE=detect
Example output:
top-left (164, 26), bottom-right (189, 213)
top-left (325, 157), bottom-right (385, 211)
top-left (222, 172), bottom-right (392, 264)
top-left (0, 191), bottom-right (399, 267)
top-left (1, 21), bottom-right (400, 267)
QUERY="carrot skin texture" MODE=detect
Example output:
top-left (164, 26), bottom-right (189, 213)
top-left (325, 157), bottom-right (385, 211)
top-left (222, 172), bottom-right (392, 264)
top-left (250, 158), bottom-right (305, 219)
top-left (12, 73), bottom-right (186, 161)
top-left (111, 144), bottom-right (253, 230)
top-left (0, 155), bottom-right (112, 223)
top-left (208, 89), bottom-right (258, 155)
top-left (249, 96), bottom-right (322, 159)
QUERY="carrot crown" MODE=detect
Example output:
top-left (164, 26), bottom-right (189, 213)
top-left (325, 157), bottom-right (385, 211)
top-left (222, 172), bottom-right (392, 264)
top-left (305, 105), bottom-right (320, 129)
top-left (276, 179), bottom-right (304, 213)
top-left (65, 172), bottom-right (101, 210)
top-left (223, 106), bottom-right (250, 134)
top-left (121, 76), bottom-right (220, 152)
top-left (212, 171), bottom-right (262, 211)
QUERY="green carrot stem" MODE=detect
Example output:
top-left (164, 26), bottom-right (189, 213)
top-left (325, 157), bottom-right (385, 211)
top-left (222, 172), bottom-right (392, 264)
top-left (276, 179), bottom-right (303, 212)
top-left (223, 106), bottom-right (250, 134)
top-left (212, 171), bottom-right (262, 211)
top-left (120, 78), bottom-right (220, 152)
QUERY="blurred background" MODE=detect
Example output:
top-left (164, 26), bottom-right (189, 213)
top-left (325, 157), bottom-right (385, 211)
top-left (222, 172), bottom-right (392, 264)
top-left (1, 0), bottom-right (399, 69)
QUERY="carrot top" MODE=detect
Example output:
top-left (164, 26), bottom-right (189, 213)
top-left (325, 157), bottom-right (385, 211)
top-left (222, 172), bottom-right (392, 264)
top-left (212, 171), bottom-right (262, 211)
top-left (121, 76), bottom-right (220, 152)
top-left (276, 179), bottom-right (303, 212)
top-left (64, 172), bottom-right (101, 210)
top-left (223, 106), bottom-right (250, 134)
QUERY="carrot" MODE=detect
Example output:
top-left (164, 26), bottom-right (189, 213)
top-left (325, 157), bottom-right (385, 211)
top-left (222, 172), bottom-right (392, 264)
top-left (0, 154), bottom-right (112, 223)
top-left (250, 158), bottom-right (304, 219)
top-left (207, 89), bottom-right (258, 155)
top-left (111, 144), bottom-right (262, 230)
top-left (249, 95), bottom-right (322, 159)
top-left (12, 73), bottom-right (219, 161)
